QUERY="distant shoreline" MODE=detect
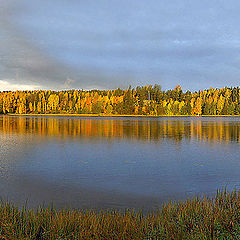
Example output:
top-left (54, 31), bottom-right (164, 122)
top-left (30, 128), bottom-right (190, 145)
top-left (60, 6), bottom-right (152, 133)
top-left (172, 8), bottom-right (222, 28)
top-left (4, 113), bottom-right (240, 118)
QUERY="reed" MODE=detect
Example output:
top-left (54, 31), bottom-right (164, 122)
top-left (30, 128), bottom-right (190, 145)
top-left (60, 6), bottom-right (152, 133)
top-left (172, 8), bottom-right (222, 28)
top-left (0, 189), bottom-right (240, 239)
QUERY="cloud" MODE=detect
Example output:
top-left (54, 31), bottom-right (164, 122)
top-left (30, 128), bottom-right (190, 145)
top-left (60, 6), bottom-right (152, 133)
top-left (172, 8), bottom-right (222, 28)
top-left (0, 80), bottom-right (40, 91)
top-left (0, 0), bottom-right (122, 91)
top-left (1, 0), bottom-right (240, 91)
top-left (61, 78), bottom-right (75, 89)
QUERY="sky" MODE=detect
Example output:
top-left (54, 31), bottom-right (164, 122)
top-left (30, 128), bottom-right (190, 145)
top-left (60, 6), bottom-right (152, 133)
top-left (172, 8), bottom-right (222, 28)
top-left (0, 0), bottom-right (240, 91)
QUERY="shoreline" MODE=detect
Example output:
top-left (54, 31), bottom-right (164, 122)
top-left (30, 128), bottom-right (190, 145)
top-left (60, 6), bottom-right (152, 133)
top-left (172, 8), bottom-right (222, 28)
top-left (4, 113), bottom-right (240, 117)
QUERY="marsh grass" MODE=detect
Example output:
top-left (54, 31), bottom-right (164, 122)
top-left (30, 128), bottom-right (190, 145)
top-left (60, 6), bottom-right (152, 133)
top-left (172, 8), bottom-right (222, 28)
top-left (1, 190), bottom-right (240, 239)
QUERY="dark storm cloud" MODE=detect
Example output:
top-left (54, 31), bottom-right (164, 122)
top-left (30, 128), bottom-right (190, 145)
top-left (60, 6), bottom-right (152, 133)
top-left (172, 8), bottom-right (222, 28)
top-left (1, 0), bottom-right (240, 90)
top-left (0, 0), bottom-right (123, 90)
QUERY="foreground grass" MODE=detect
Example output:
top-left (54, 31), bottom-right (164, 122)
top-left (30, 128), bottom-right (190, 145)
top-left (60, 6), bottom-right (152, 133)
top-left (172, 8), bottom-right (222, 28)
top-left (1, 190), bottom-right (240, 239)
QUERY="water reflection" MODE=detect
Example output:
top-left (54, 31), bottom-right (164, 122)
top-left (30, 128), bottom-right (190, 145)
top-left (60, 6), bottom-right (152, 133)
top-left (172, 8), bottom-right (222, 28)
top-left (0, 115), bottom-right (240, 210)
top-left (0, 116), bottom-right (240, 144)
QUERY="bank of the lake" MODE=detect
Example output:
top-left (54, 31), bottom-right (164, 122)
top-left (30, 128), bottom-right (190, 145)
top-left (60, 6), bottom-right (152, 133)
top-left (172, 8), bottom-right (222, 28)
top-left (0, 190), bottom-right (239, 239)
top-left (6, 113), bottom-right (240, 117)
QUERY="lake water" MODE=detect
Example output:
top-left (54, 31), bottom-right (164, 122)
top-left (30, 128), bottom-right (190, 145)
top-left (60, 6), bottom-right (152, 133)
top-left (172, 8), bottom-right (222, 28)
top-left (0, 115), bottom-right (240, 211)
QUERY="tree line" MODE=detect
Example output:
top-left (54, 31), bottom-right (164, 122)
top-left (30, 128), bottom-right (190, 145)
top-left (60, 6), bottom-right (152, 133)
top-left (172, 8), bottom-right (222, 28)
top-left (1, 85), bottom-right (240, 115)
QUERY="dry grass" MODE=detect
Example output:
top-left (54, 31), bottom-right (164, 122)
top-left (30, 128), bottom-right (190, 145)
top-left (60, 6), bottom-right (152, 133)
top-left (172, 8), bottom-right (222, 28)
top-left (0, 190), bottom-right (240, 239)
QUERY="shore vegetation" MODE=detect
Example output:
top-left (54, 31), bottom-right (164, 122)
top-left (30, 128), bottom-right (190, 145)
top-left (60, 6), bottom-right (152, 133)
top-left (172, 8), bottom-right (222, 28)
top-left (0, 190), bottom-right (240, 239)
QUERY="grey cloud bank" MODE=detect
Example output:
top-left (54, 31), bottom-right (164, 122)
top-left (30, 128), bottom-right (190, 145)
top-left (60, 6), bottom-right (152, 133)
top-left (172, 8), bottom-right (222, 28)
top-left (0, 0), bottom-right (240, 91)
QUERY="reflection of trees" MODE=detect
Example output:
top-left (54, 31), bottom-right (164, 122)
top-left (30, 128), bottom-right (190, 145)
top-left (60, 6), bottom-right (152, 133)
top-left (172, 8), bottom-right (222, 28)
top-left (0, 116), bottom-right (240, 143)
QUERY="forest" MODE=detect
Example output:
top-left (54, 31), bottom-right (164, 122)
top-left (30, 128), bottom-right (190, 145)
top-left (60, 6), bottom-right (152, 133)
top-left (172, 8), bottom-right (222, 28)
top-left (0, 85), bottom-right (240, 115)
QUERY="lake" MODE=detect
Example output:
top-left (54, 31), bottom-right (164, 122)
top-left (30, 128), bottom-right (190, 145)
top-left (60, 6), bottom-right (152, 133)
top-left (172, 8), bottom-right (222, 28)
top-left (0, 115), bottom-right (240, 211)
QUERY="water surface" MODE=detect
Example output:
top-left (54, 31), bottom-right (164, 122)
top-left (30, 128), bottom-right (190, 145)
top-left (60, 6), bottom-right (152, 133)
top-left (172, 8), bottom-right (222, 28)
top-left (0, 115), bottom-right (240, 211)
